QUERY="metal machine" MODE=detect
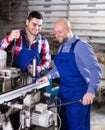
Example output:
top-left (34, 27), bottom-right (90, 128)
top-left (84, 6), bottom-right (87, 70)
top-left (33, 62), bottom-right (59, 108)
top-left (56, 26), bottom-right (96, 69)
top-left (0, 50), bottom-right (59, 130)
top-left (0, 81), bottom-right (59, 130)
top-left (0, 67), bottom-right (21, 79)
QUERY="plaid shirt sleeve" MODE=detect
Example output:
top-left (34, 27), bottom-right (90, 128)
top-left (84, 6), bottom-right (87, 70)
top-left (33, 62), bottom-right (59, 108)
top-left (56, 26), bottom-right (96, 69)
top-left (0, 35), bottom-right (22, 57)
top-left (0, 35), bottom-right (12, 49)
top-left (36, 38), bottom-right (51, 74)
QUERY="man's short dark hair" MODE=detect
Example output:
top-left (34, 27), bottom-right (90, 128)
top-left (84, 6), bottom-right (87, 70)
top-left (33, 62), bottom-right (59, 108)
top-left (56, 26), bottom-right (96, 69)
top-left (27, 11), bottom-right (43, 20)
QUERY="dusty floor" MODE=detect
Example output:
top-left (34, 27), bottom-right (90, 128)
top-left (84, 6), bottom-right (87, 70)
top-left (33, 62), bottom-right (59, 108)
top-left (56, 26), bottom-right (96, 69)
top-left (91, 102), bottom-right (105, 130)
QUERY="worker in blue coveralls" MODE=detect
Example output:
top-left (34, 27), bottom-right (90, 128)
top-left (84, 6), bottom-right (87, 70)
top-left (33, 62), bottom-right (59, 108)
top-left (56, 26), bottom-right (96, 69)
top-left (36, 18), bottom-right (102, 130)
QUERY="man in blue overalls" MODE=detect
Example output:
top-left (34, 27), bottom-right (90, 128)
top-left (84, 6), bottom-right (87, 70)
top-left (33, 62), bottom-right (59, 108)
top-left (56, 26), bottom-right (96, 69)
top-left (36, 18), bottom-right (102, 130)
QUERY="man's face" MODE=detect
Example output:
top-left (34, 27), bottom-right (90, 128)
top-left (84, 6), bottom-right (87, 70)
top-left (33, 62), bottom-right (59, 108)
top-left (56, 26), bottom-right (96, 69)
top-left (26, 18), bottom-right (43, 36)
top-left (54, 24), bottom-right (69, 44)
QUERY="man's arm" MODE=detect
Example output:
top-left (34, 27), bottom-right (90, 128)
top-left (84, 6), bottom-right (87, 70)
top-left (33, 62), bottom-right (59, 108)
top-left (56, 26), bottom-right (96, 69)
top-left (75, 41), bottom-right (102, 105)
top-left (36, 66), bottom-right (60, 84)
top-left (36, 39), bottom-right (51, 73)
top-left (0, 36), bottom-right (11, 49)
top-left (0, 30), bottom-right (20, 49)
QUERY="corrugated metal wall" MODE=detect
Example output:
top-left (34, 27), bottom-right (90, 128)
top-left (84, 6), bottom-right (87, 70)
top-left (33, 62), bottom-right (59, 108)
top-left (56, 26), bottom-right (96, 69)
top-left (27, 0), bottom-right (105, 44)
top-left (69, 0), bottom-right (105, 44)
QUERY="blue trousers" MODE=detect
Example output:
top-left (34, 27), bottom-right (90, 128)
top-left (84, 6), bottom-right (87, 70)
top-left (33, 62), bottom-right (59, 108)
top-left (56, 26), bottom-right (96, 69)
top-left (59, 102), bottom-right (90, 130)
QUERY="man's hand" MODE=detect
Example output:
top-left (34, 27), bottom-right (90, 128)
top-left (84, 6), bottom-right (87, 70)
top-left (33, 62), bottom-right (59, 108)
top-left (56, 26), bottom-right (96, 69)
top-left (36, 76), bottom-right (49, 84)
top-left (82, 92), bottom-right (95, 105)
top-left (8, 30), bottom-right (20, 41)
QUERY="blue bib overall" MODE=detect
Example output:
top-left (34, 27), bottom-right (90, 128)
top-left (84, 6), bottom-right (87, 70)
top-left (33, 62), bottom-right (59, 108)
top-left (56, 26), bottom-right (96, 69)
top-left (13, 38), bottom-right (40, 78)
top-left (54, 40), bottom-right (90, 130)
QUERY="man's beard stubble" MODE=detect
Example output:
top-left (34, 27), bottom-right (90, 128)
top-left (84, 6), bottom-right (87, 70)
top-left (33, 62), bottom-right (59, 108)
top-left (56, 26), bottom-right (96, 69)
top-left (61, 37), bottom-right (69, 44)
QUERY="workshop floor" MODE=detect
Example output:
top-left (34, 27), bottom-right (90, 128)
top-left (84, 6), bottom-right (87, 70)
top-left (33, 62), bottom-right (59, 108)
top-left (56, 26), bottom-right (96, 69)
top-left (91, 102), bottom-right (105, 130)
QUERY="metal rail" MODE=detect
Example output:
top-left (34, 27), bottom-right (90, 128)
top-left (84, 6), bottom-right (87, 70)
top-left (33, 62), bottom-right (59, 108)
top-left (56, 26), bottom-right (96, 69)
top-left (0, 81), bottom-right (49, 104)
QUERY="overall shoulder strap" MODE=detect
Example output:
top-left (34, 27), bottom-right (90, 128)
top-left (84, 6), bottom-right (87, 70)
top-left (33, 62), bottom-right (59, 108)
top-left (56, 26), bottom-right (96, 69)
top-left (71, 39), bottom-right (80, 51)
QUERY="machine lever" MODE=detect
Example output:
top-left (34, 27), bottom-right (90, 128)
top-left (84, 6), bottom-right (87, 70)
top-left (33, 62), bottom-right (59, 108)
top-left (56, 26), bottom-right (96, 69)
top-left (48, 99), bottom-right (81, 109)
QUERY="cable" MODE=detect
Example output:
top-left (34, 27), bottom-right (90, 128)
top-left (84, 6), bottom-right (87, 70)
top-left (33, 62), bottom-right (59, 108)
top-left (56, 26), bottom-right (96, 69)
top-left (53, 96), bottom-right (62, 113)
top-left (18, 123), bottom-right (22, 130)
top-left (53, 96), bottom-right (62, 106)
top-left (50, 110), bottom-right (62, 130)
